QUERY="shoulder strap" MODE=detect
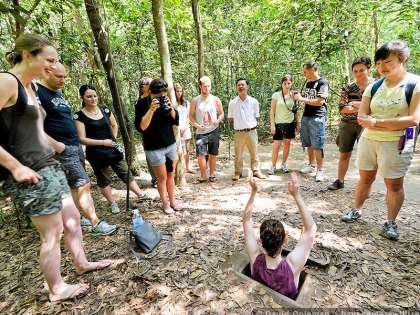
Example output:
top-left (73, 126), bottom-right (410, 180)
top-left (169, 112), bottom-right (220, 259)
top-left (100, 107), bottom-right (117, 142)
top-left (0, 71), bottom-right (28, 153)
top-left (370, 77), bottom-right (385, 99)
top-left (405, 77), bottom-right (418, 106)
top-left (127, 230), bottom-right (173, 260)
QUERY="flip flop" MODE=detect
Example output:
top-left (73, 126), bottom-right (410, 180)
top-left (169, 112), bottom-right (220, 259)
top-left (186, 169), bottom-right (197, 174)
top-left (139, 193), bottom-right (152, 200)
top-left (193, 178), bottom-right (207, 184)
top-left (49, 283), bottom-right (90, 304)
top-left (171, 205), bottom-right (183, 212)
top-left (164, 208), bottom-right (175, 215)
top-left (209, 176), bottom-right (217, 182)
top-left (76, 260), bottom-right (112, 275)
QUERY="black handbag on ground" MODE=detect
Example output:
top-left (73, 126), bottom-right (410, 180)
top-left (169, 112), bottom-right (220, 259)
top-left (126, 221), bottom-right (173, 260)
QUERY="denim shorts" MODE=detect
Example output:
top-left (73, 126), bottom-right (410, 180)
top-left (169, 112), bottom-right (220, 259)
top-left (355, 137), bottom-right (413, 178)
top-left (56, 144), bottom-right (90, 189)
top-left (145, 143), bottom-right (178, 167)
top-left (196, 127), bottom-right (220, 156)
top-left (300, 116), bottom-right (325, 150)
top-left (2, 165), bottom-right (71, 217)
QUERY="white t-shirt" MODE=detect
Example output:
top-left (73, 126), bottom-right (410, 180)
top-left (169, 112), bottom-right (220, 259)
top-left (228, 95), bottom-right (259, 130)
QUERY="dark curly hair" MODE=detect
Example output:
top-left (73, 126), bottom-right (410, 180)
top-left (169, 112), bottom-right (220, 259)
top-left (260, 219), bottom-right (286, 258)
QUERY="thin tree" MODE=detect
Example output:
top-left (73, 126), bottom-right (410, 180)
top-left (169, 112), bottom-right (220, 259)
top-left (191, 0), bottom-right (204, 81)
top-left (84, 0), bottom-right (135, 210)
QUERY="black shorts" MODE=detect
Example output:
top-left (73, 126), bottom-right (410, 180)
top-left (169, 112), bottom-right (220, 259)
top-left (273, 122), bottom-right (296, 141)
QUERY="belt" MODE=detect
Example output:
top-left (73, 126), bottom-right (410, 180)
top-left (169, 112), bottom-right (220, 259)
top-left (236, 126), bottom-right (257, 132)
top-left (342, 119), bottom-right (358, 124)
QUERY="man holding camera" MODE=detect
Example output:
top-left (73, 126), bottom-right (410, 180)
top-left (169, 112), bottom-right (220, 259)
top-left (37, 62), bottom-right (117, 235)
top-left (189, 76), bottom-right (224, 183)
top-left (228, 78), bottom-right (266, 181)
top-left (293, 61), bottom-right (329, 182)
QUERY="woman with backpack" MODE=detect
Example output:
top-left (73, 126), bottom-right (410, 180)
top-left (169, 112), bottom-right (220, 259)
top-left (341, 40), bottom-right (420, 240)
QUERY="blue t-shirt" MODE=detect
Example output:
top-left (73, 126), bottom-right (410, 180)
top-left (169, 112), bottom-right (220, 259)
top-left (37, 83), bottom-right (79, 146)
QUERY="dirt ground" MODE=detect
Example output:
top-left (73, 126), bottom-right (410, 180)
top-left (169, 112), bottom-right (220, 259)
top-left (1, 139), bottom-right (420, 314)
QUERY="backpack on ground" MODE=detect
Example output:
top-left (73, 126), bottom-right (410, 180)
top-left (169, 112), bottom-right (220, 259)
top-left (0, 72), bottom-right (28, 182)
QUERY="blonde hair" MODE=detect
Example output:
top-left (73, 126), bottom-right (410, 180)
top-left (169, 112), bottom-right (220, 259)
top-left (199, 76), bottom-right (211, 86)
top-left (5, 34), bottom-right (54, 66)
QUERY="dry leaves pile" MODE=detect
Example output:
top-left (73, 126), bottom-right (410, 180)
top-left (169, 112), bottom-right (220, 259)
top-left (1, 142), bottom-right (420, 314)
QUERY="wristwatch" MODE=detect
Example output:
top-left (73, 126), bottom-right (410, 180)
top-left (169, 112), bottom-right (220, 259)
top-left (371, 118), bottom-right (377, 127)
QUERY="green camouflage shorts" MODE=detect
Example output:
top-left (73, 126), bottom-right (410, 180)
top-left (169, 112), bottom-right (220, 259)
top-left (2, 165), bottom-right (71, 217)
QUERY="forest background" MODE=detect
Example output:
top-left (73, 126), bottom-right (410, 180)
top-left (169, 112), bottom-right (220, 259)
top-left (1, 0), bottom-right (420, 145)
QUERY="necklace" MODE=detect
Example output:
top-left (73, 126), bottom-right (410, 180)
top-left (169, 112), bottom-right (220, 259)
top-left (86, 108), bottom-right (99, 115)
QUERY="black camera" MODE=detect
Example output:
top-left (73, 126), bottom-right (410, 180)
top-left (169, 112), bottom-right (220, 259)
top-left (291, 105), bottom-right (299, 114)
top-left (157, 95), bottom-right (172, 114)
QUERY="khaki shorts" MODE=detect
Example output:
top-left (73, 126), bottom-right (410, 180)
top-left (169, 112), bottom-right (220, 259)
top-left (355, 137), bottom-right (413, 178)
top-left (2, 165), bottom-right (70, 217)
top-left (336, 121), bottom-right (363, 153)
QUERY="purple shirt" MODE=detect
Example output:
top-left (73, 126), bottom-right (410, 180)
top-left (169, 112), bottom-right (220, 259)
top-left (251, 254), bottom-right (298, 299)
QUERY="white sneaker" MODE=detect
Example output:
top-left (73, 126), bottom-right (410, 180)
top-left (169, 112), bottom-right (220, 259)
top-left (110, 202), bottom-right (120, 214)
top-left (267, 165), bottom-right (276, 175)
top-left (315, 170), bottom-right (324, 182)
top-left (300, 164), bottom-right (316, 174)
top-left (281, 163), bottom-right (289, 173)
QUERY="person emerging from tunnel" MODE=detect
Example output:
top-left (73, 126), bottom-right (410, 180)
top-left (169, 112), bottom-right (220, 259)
top-left (242, 171), bottom-right (317, 299)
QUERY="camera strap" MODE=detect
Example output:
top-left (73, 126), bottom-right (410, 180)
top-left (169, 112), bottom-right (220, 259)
top-left (281, 91), bottom-right (295, 112)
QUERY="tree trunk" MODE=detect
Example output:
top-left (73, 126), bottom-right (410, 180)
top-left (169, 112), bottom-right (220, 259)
top-left (192, 0), bottom-right (204, 82)
top-left (152, 0), bottom-right (185, 186)
top-left (84, 0), bottom-right (135, 210)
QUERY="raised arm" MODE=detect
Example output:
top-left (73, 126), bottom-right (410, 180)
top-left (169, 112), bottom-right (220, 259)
top-left (243, 170), bottom-right (263, 266)
top-left (285, 172), bottom-right (317, 275)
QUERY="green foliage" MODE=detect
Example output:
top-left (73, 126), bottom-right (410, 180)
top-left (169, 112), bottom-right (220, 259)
top-left (0, 0), bottom-right (419, 140)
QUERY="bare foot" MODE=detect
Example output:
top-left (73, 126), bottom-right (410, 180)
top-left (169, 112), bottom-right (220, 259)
top-left (186, 169), bottom-right (197, 174)
top-left (75, 260), bottom-right (112, 275)
top-left (49, 283), bottom-right (90, 303)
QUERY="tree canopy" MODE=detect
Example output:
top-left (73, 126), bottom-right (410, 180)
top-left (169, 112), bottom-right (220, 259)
top-left (1, 0), bottom-right (419, 134)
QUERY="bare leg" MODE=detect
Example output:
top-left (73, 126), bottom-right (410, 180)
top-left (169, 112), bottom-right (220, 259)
top-left (72, 183), bottom-right (99, 226)
top-left (282, 139), bottom-right (291, 164)
top-left (208, 154), bottom-right (217, 178)
top-left (153, 163), bottom-right (171, 211)
top-left (168, 160), bottom-right (179, 208)
top-left (384, 177), bottom-right (405, 221)
top-left (307, 146), bottom-right (315, 166)
top-left (99, 185), bottom-right (116, 204)
top-left (128, 180), bottom-right (146, 198)
top-left (197, 155), bottom-right (207, 180)
top-left (59, 197), bottom-right (111, 275)
top-left (271, 140), bottom-right (282, 166)
top-left (337, 152), bottom-right (352, 181)
top-left (314, 149), bottom-right (323, 170)
top-left (354, 170), bottom-right (376, 210)
top-left (30, 210), bottom-right (89, 302)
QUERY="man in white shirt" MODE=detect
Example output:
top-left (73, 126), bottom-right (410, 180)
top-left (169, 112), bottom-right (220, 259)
top-left (228, 78), bottom-right (266, 180)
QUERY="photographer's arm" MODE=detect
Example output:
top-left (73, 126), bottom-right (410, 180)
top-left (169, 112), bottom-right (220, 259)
top-left (140, 99), bottom-right (159, 130)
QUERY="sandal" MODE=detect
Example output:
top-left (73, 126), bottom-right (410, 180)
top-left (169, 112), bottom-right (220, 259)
top-left (193, 178), bottom-right (207, 184)
top-left (209, 176), bottom-right (217, 182)
top-left (186, 169), bottom-right (197, 174)
top-left (139, 193), bottom-right (151, 200)
top-left (171, 205), bottom-right (183, 212)
top-left (164, 208), bottom-right (175, 215)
